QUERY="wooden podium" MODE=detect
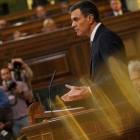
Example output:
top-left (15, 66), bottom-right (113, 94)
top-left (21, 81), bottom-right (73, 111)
top-left (22, 101), bottom-right (140, 140)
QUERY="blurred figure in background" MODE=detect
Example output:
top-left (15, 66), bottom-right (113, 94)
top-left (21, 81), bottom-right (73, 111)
top-left (0, 106), bottom-right (13, 140)
top-left (8, 57), bottom-right (33, 92)
top-left (0, 67), bottom-right (32, 138)
top-left (13, 31), bottom-right (22, 41)
top-left (8, 31), bottom-right (28, 41)
top-left (35, 5), bottom-right (49, 19)
top-left (105, 0), bottom-right (129, 17)
top-left (61, 1), bottom-right (69, 13)
top-left (0, 19), bottom-right (7, 30)
top-left (0, 88), bottom-right (9, 109)
top-left (43, 18), bottom-right (56, 33)
top-left (32, 0), bottom-right (48, 8)
top-left (0, 89), bottom-right (13, 140)
top-left (129, 60), bottom-right (140, 91)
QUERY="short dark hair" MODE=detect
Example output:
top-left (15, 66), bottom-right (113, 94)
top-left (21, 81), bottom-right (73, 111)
top-left (8, 56), bottom-right (18, 63)
top-left (36, 5), bottom-right (46, 10)
top-left (69, 0), bottom-right (100, 22)
top-left (0, 67), bottom-right (10, 73)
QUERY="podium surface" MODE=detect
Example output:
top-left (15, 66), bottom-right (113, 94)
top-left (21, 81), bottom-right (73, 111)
top-left (22, 101), bottom-right (140, 140)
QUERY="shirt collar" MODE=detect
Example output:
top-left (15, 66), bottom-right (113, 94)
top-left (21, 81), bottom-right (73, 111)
top-left (90, 23), bottom-right (101, 42)
top-left (113, 10), bottom-right (123, 16)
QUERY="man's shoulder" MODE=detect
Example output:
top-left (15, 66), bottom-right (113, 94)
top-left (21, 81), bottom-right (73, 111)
top-left (97, 27), bottom-right (123, 47)
top-left (104, 12), bottom-right (114, 17)
top-left (99, 26), bottom-right (119, 39)
top-left (0, 87), bottom-right (4, 92)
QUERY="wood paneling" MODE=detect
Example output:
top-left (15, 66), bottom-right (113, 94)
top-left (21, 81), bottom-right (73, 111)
top-left (0, 0), bottom-right (110, 24)
top-left (0, 11), bottom-right (140, 90)
top-left (0, 0), bottom-right (111, 42)
top-left (0, 0), bottom-right (78, 23)
top-left (0, 13), bottom-right (71, 42)
top-left (22, 101), bottom-right (140, 140)
top-left (0, 26), bottom-right (90, 90)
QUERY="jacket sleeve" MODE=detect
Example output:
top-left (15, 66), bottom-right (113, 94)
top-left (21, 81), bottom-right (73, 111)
top-left (3, 107), bottom-right (13, 130)
top-left (0, 88), bottom-right (9, 108)
top-left (23, 64), bottom-right (33, 79)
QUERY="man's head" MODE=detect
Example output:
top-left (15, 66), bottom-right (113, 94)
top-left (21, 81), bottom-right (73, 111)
top-left (8, 56), bottom-right (19, 70)
top-left (129, 60), bottom-right (140, 91)
top-left (36, 5), bottom-right (46, 18)
top-left (0, 68), bottom-right (12, 81)
top-left (110, 0), bottom-right (122, 12)
top-left (69, 0), bottom-right (100, 37)
top-left (13, 31), bottom-right (22, 41)
top-left (43, 18), bottom-right (55, 32)
top-left (0, 19), bottom-right (7, 30)
top-left (61, 1), bottom-right (69, 13)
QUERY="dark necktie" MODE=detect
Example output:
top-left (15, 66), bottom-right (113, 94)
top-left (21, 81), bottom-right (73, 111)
top-left (90, 40), bottom-right (93, 47)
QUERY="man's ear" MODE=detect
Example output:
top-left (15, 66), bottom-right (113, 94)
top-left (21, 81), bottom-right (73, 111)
top-left (88, 14), bottom-right (94, 24)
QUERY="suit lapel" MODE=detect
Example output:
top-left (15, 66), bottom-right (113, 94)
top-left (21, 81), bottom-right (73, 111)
top-left (90, 24), bottom-right (105, 78)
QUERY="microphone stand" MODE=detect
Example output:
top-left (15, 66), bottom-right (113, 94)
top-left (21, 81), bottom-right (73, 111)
top-left (48, 70), bottom-right (56, 119)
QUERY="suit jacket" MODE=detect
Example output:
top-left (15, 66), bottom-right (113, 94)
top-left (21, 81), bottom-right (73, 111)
top-left (90, 24), bottom-right (128, 104)
top-left (105, 9), bottom-right (130, 17)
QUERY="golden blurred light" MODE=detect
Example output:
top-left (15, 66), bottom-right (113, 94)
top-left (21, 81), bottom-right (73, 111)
top-left (57, 76), bottom-right (124, 137)
top-left (56, 95), bottom-right (90, 139)
top-left (26, 0), bottom-right (33, 10)
top-left (109, 56), bottom-right (140, 112)
top-left (50, 0), bottom-right (55, 5)
top-left (55, 55), bottom-right (140, 137)
top-left (89, 85), bottom-right (123, 136)
top-left (80, 77), bottom-right (123, 136)
top-left (137, 0), bottom-right (140, 9)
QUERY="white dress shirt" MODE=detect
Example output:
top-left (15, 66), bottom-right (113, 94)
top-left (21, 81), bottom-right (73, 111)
top-left (90, 23), bottom-right (101, 42)
top-left (113, 10), bottom-right (123, 16)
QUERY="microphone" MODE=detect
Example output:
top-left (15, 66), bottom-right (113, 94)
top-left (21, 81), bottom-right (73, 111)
top-left (49, 70), bottom-right (56, 89)
top-left (48, 70), bottom-right (56, 119)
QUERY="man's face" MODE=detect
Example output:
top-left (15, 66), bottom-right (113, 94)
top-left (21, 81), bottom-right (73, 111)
top-left (1, 68), bottom-right (11, 81)
top-left (8, 63), bottom-right (14, 70)
top-left (110, 0), bottom-right (122, 12)
top-left (0, 20), bottom-right (6, 30)
top-left (44, 23), bottom-right (55, 32)
top-left (71, 9), bottom-right (91, 36)
top-left (130, 71), bottom-right (140, 91)
top-left (14, 32), bottom-right (22, 40)
top-left (36, 6), bottom-right (46, 18)
top-left (61, 4), bottom-right (69, 13)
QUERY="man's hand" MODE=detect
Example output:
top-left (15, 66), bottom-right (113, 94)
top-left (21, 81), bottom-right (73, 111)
top-left (61, 84), bottom-right (91, 101)
top-left (12, 87), bottom-right (22, 94)
top-left (0, 123), bottom-right (4, 130)
top-left (12, 58), bottom-right (25, 66)
top-left (2, 86), bottom-right (8, 92)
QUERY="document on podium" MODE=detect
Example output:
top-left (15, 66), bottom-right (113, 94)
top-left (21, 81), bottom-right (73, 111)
top-left (44, 107), bottom-right (84, 114)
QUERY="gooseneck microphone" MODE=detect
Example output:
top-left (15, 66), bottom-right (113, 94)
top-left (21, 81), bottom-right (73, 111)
top-left (48, 70), bottom-right (56, 119)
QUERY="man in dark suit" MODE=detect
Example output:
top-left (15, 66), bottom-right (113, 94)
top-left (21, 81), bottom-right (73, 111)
top-left (105, 0), bottom-right (130, 17)
top-left (61, 0), bottom-right (128, 104)
top-left (32, 0), bottom-right (48, 8)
